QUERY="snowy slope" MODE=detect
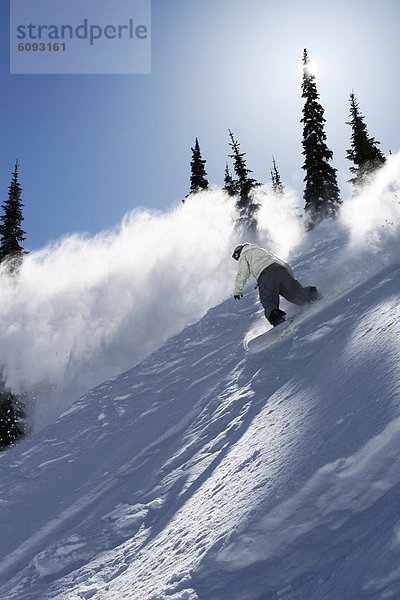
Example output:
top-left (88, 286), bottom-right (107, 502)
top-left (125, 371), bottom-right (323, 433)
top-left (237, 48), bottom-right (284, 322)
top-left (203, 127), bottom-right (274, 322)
top-left (1, 156), bottom-right (400, 600)
top-left (1, 223), bottom-right (400, 600)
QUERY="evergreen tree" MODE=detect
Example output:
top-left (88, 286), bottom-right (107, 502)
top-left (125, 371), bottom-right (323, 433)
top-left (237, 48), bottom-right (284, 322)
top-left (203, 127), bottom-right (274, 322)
top-left (301, 49), bottom-right (341, 229)
top-left (228, 130), bottom-right (260, 231)
top-left (0, 377), bottom-right (25, 450)
top-left (346, 91), bottom-right (386, 187)
top-left (270, 156), bottom-right (285, 196)
top-left (0, 160), bottom-right (26, 270)
top-left (189, 138), bottom-right (209, 194)
top-left (223, 163), bottom-right (238, 197)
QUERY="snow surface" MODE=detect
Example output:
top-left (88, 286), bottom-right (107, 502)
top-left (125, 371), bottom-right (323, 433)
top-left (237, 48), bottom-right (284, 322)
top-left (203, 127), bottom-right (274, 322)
top-left (1, 158), bottom-right (400, 599)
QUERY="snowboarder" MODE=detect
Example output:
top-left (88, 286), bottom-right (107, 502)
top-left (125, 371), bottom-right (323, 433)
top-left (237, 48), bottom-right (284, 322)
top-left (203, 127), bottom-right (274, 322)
top-left (232, 243), bottom-right (321, 326)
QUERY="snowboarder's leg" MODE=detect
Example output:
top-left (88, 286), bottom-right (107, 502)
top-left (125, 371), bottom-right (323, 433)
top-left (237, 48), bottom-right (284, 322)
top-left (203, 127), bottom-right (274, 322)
top-left (258, 265), bottom-right (286, 325)
top-left (258, 264), bottom-right (320, 324)
top-left (277, 266), bottom-right (319, 306)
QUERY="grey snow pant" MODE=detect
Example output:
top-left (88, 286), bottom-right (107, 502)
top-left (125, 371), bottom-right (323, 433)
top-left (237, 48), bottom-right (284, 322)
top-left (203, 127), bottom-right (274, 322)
top-left (258, 263), bottom-right (314, 320)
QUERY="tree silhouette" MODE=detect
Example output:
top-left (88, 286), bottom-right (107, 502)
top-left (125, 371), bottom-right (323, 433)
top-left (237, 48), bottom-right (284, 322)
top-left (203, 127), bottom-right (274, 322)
top-left (189, 138), bottom-right (209, 194)
top-left (346, 91), bottom-right (386, 188)
top-left (301, 49), bottom-right (341, 229)
top-left (0, 160), bottom-right (27, 271)
top-left (223, 163), bottom-right (238, 197)
top-left (270, 156), bottom-right (285, 196)
top-left (228, 130), bottom-right (260, 231)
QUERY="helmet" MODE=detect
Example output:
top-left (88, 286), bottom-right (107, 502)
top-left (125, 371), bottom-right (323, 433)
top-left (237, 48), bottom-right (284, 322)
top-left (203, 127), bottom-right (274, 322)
top-left (232, 243), bottom-right (249, 261)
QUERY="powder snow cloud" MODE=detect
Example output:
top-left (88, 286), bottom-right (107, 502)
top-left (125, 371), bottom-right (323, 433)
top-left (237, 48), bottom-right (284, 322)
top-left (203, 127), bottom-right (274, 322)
top-left (1, 153), bottom-right (399, 432)
top-left (0, 189), bottom-right (302, 429)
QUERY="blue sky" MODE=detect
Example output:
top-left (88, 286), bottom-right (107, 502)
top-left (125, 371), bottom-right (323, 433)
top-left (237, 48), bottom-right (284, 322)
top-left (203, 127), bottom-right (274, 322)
top-left (1, 0), bottom-right (400, 250)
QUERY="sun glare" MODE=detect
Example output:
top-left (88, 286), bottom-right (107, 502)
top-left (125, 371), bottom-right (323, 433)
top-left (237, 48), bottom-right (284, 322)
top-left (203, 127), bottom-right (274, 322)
top-left (307, 59), bottom-right (320, 76)
top-left (299, 57), bottom-right (321, 78)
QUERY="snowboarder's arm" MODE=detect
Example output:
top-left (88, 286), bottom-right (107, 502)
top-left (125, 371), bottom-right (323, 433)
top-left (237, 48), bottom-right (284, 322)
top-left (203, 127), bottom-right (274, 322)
top-left (234, 256), bottom-right (250, 296)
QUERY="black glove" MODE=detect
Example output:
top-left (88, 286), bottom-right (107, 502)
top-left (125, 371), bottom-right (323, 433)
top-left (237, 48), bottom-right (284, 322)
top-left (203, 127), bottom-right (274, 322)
top-left (234, 293), bottom-right (243, 300)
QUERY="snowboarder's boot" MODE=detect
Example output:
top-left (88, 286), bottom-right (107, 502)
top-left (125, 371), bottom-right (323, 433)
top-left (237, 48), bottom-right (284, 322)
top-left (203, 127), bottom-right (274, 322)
top-left (268, 308), bottom-right (286, 327)
top-left (308, 286), bottom-right (322, 303)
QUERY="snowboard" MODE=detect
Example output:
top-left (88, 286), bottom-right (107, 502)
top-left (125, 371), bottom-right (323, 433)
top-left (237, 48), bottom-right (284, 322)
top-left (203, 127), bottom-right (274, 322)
top-left (245, 293), bottom-right (330, 354)
top-left (246, 316), bottom-right (297, 353)
top-left (244, 278), bottom-right (363, 354)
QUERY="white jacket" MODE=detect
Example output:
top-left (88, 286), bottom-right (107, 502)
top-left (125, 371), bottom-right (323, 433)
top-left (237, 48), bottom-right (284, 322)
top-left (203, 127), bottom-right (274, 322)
top-left (234, 244), bottom-right (294, 295)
